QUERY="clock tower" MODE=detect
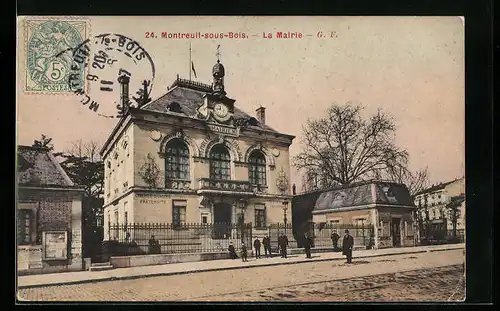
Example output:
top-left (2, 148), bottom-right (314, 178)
top-left (197, 52), bottom-right (236, 124)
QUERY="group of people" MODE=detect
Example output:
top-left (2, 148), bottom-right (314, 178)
top-left (228, 234), bottom-right (275, 262)
top-left (227, 230), bottom-right (355, 264)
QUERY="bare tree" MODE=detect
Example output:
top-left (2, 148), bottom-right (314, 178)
top-left (55, 139), bottom-right (104, 198)
top-left (374, 161), bottom-right (429, 197)
top-left (293, 102), bottom-right (409, 187)
top-left (444, 195), bottom-right (465, 240)
top-left (64, 139), bottom-right (102, 163)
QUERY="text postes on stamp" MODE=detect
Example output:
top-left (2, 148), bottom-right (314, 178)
top-left (61, 33), bottom-right (156, 119)
top-left (25, 19), bottom-right (89, 93)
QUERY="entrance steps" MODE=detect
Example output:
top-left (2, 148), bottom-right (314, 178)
top-left (89, 262), bottom-right (114, 272)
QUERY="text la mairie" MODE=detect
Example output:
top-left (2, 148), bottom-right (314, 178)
top-left (100, 56), bottom-right (295, 241)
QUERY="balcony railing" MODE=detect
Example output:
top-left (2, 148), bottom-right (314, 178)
top-left (198, 178), bottom-right (253, 193)
top-left (165, 179), bottom-right (191, 190)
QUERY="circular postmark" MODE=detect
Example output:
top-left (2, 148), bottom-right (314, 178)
top-left (57, 33), bottom-right (156, 118)
top-left (26, 20), bottom-right (86, 92)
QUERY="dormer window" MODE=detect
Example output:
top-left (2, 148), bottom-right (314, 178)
top-left (247, 117), bottom-right (259, 126)
top-left (167, 102), bottom-right (182, 113)
top-left (383, 186), bottom-right (395, 197)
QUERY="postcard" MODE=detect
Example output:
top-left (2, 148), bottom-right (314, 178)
top-left (16, 16), bottom-right (465, 302)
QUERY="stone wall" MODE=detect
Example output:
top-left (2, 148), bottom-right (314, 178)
top-left (17, 188), bottom-right (83, 274)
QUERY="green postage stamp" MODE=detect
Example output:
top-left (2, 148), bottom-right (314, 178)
top-left (24, 18), bottom-right (89, 93)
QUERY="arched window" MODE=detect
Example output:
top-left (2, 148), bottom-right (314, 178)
top-left (165, 139), bottom-right (190, 180)
top-left (249, 151), bottom-right (266, 186)
top-left (210, 144), bottom-right (231, 180)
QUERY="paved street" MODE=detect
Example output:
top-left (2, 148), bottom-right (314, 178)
top-left (18, 249), bottom-right (464, 302)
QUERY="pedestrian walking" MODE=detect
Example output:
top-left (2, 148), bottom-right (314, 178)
top-left (331, 230), bottom-right (340, 251)
top-left (228, 242), bottom-right (238, 259)
top-left (241, 242), bottom-right (248, 262)
top-left (303, 233), bottom-right (312, 259)
top-left (342, 229), bottom-right (354, 264)
top-left (253, 238), bottom-right (262, 259)
top-left (279, 232), bottom-right (288, 258)
top-left (263, 235), bottom-right (271, 257)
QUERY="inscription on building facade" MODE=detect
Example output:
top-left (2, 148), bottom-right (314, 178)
top-left (207, 124), bottom-right (239, 137)
top-left (139, 199), bottom-right (167, 204)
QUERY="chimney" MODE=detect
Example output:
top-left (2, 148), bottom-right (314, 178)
top-left (118, 75), bottom-right (130, 108)
top-left (256, 106), bottom-right (266, 124)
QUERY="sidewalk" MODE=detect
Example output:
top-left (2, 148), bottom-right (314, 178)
top-left (17, 243), bottom-right (464, 289)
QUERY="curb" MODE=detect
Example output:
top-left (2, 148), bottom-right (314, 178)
top-left (17, 245), bottom-right (464, 289)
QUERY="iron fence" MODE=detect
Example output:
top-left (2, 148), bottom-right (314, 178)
top-left (106, 222), bottom-right (253, 256)
top-left (267, 223), bottom-right (298, 252)
top-left (419, 228), bottom-right (465, 245)
top-left (307, 223), bottom-right (375, 250)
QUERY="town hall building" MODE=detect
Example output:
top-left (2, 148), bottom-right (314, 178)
top-left (100, 57), bottom-right (295, 243)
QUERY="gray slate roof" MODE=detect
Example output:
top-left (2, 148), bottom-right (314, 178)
top-left (142, 79), bottom-right (280, 133)
top-left (17, 145), bottom-right (76, 188)
top-left (313, 181), bottom-right (413, 212)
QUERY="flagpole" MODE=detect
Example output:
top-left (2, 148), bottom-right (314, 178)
top-left (189, 41), bottom-right (192, 81)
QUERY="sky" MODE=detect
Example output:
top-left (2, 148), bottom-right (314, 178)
top-left (16, 16), bottom-right (465, 190)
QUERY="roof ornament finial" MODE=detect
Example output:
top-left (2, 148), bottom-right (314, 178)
top-left (216, 44), bottom-right (221, 63)
top-left (212, 44), bottom-right (226, 97)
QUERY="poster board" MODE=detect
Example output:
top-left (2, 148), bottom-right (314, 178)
top-left (42, 231), bottom-right (68, 261)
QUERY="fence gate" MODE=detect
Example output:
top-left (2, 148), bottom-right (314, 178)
top-left (268, 223), bottom-right (295, 253)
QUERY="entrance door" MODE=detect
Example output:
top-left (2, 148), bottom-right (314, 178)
top-left (213, 203), bottom-right (232, 239)
top-left (391, 218), bottom-right (401, 247)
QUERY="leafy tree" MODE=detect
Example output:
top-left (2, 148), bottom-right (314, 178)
top-left (294, 102), bottom-right (428, 194)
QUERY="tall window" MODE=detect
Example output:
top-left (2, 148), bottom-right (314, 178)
top-left (254, 204), bottom-right (266, 228)
top-left (248, 151), bottom-right (266, 186)
top-left (172, 200), bottom-right (187, 229)
top-left (165, 139), bottom-right (190, 180)
top-left (209, 144), bottom-right (231, 180)
top-left (17, 210), bottom-right (34, 245)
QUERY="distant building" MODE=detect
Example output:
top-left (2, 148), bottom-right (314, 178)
top-left (293, 180), bottom-right (416, 249)
top-left (100, 57), bottom-right (295, 243)
top-left (17, 145), bottom-right (84, 274)
top-left (413, 177), bottom-right (465, 236)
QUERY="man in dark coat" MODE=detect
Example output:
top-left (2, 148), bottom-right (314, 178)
top-left (241, 242), bottom-right (248, 262)
top-left (331, 230), bottom-right (340, 251)
top-left (253, 238), bottom-right (261, 259)
top-left (279, 232), bottom-right (288, 258)
top-left (228, 242), bottom-right (238, 259)
top-left (342, 229), bottom-right (354, 263)
top-left (148, 235), bottom-right (160, 254)
top-left (263, 235), bottom-right (271, 257)
top-left (303, 233), bottom-right (312, 259)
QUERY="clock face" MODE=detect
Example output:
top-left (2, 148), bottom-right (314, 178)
top-left (214, 103), bottom-right (229, 118)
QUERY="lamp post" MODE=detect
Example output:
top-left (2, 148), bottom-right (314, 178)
top-left (238, 199), bottom-right (246, 242)
top-left (282, 200), bottom-right (288, 235)
top-left (276, 167), bottom-right (290, 235)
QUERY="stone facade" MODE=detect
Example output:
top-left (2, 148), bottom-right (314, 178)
top-left (17, 146), bottom-right (84, 274)
top-left (307, 181), bottom-right (416, 249)
top-left (101, 61), bottom-right (295, 242)
top-left (413, 177), bottom-right (465, 232)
